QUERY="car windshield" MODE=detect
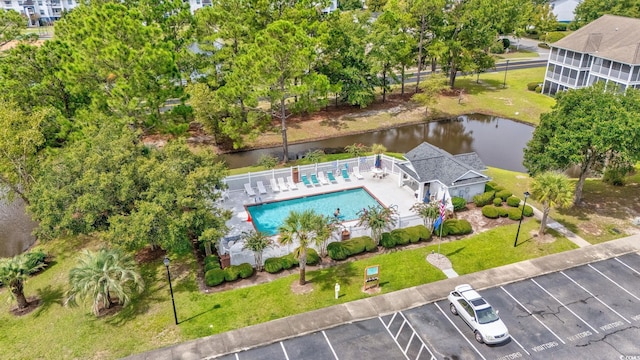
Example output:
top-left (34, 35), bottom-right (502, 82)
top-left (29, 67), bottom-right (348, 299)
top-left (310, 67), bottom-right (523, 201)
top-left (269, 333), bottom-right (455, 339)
top-left (476, 307), bottom-right (499, 324)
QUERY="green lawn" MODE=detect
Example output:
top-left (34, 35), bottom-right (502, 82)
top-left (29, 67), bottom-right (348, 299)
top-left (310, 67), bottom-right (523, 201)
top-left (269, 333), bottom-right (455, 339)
top-left (0, 217), bottom-right (576, 359)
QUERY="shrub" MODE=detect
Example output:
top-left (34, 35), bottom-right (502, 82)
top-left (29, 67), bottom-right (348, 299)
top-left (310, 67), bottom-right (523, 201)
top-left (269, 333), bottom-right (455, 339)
top-left (204, 255), bottom-right (221, 272)
top-left (485, 181), bottom-right (499, 192)
top-left (404, 225), bottom-right (431, 243)
top-left (544, 31), bottom-right (567, 43)
top-left (507, 196), bottom-right (521, 207)
top-left (327, 242), bottom-right (349, 260)
top-left (257, 154), bottom-right (278, 169)
top-left (501, 38), bottom-right (511, 49)
top-left (24, 250), bottom-right (47, 273)
top-left (306, 248), bottom-right (320, 265)
top-left (362, 236), bottom-right (377, 251)
top-left (535, 85), bottom-right (542, 93)
top-left (473, 191), bottom-right (495, 207)
top-left (264, 257), bottom-right (283, 273)
top-left (224, 265), bottom-right (241, 282)
top-left (443, 219), bottom-right (473, 235)
top-left (391, 229), bottom-right (411, 245)
top-left (343, 237), bottom-right (366, 255)
top-left (527, 82), bottom-right (540, 91)
top-left (204, 269), bottom-right (226, 286)
top-left (538, 43), bottom-right (550, 49)
top-left (507, 207), bottom-right (523, 220)
top-left (498, 207), bottom-right (509, 217)
top-left (380, 232), bottom-right (397, 248)
top-left (493, 197), bottom-right (503, 206)
top-left (236, 263), bottom-right (254, 279)
top-left (452, 196), bottom-right (467, 211)
top-left (555, 22), bottom-right (568, 31)
top-left (496, 189), bottom-right (512, 201)
top-left (482, 205), bottom-right (499, 219)
top-left (281, 254), bottom-right (297, 270)
top-left (490, 41), bottom-right (505, 54)
top-left (521, 205), bottom-right (534, 217)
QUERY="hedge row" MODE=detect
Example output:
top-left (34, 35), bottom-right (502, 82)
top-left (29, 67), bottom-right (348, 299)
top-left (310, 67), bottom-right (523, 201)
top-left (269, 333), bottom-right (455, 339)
top-left (482, 205), bottom-right (534, 220)
top-left (205, 263), bottom-right (254, 286)
top-left (473, 191), bottom-right (495, 207)
top-left (264, 248), bottom-right (320, 274)
top-left (380, 225), bottom-right (432, 248)
top-left (204, 255), bottom-right (221, 272)
top-left (328, 236), bottom-right (377, 260)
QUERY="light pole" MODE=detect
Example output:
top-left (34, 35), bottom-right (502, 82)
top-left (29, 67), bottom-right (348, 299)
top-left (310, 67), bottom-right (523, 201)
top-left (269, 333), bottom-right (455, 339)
top-left (503, 59), bottom-right (510, 88)
top-left (163, 257), bottom-right (178, 325)
top-left (513, 191), bottom-right (530, 247)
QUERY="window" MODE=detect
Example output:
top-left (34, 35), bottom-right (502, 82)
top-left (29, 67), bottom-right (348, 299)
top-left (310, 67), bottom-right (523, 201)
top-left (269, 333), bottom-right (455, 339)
top-left (67, 0), bottom-right (72, 4)
top-left (40, 9), bottom-right (44, 15)
top-left (4, 1), bottom-right (11, 5)
top-left (38, 0), bottom-right (42, 4)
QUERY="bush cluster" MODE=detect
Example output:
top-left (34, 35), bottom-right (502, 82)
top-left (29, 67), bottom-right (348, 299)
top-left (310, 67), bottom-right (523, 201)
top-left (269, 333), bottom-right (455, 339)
top-left (495, 189), bottom-right (512, 201)
top-left (380, 225), bottom-right (431, 248)
top-left (452, 196), bottom-right (467, 211)
top-left (442, 219), bottom-right (473, 236)
top-left (328, 237), bottom-right (376, 260)
top-left (506, 196), bottom-right (521, 207)
top-left (521, 205), bottom-right (534, 217)
top-left (493, 197), bottom-right (503, 206)
top-left (204, 255), bottom-right (221, 272)
top-left (484, 181), bottom-right (499, 192)
top-left (204, 262), bottom-right (255, 286)
top-left (24, 250), bottom-right (48, 273)
top-left (473, 191), bottom-right (495, 207)
top-left (544, 31), bottom-right (567, 43)
top-left (527, 82), bottom-right (540, 91)
top-left (264, 248), bottom-right (319, 273)
top-left (205, 268), bottom-right (225, 286)
top-left (482, 205), bottom-right (499, 218)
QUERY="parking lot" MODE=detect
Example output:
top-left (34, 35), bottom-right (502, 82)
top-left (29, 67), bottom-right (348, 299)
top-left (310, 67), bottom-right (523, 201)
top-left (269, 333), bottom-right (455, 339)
top-left (216, 253), bottom-right (640, 360)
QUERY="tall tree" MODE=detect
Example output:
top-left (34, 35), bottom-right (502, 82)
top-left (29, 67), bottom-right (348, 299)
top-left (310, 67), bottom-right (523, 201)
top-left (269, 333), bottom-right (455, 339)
top-left (409, 0), bottom-right (446, 92)
top-left (574, 0), bottom-right (640, 28)
top-left (530, 172), bottom-right (575, 237)
top-left (65, 248), bottom-right (144, 316)
top-left (251, 20), bottom-right (322, 162)
top-left (278, 209), bottom-right (325, 285)
top-left (523, 84), bottom-right (640, 205)
top-left (0, 253), bottom-right (45, 311)
top-left (0, 100), bottom-right (57, 204)
top-left (0, 9), bottom-right (25, 47)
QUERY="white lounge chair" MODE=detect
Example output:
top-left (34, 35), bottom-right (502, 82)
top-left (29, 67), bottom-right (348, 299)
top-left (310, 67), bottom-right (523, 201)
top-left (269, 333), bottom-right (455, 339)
top-left (257, 181), bottom-right (267, 195)
top-left (278, 177), bottom-right (289, 191)
top-left (270, 178), bottom-right (280, 193)
top-left (287, 176), bottom-right (298, 190)
top-left (317, 171), bottom-right (329, 185)
top-left (244, 183), bottom-right (256, 196)
top-left (353, 166), bottom-right (364, 180)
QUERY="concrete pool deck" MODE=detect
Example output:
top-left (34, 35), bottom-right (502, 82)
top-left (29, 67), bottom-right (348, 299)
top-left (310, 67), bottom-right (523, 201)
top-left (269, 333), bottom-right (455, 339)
top-left (219, 170), bottom-right (422, 258)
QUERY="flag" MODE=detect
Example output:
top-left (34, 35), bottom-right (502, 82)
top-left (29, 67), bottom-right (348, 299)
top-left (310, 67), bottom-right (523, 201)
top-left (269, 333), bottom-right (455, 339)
top-left (434, 192), bottom-right (447, 230)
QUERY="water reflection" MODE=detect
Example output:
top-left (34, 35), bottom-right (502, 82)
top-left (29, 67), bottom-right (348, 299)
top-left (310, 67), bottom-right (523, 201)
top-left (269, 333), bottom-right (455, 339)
top-left (221, 114), bottom-right (534, 172)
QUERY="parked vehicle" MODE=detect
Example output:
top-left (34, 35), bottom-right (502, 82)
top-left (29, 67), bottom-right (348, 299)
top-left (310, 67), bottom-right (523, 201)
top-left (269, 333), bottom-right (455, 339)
top-left (447, 284), bottom-right (510, 344)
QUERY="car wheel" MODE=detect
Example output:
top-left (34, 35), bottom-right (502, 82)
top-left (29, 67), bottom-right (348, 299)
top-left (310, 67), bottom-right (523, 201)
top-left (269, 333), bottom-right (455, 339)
top-left (474, 331), bottom-right (484, 343)
top-left (449, 303), bottom-right (458, 315)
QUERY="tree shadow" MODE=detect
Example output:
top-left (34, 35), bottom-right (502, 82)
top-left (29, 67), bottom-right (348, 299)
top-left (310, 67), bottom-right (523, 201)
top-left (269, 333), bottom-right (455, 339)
top-left (105, 264), bottom-right (163, 326)
top-left (33, 284), bottom-right (64, 318)
top-left (308, 261), bottom-right (359, 292)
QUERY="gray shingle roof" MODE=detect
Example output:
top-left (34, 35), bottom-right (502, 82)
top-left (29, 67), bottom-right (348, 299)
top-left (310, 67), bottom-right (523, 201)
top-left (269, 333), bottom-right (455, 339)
top-left (400, 142), bottom-right (487, 185)
top-left (552, 15), bottom-right (640, 65)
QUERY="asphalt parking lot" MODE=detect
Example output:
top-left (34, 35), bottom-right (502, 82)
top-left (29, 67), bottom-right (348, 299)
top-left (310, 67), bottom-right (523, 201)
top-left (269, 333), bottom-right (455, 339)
top-left (215, 253), bottom-right (640, 360)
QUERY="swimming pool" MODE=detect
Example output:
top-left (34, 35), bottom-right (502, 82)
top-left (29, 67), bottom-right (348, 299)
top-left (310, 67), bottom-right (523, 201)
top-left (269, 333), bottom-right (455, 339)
top-left (247, 188), bottom-right (383, 235)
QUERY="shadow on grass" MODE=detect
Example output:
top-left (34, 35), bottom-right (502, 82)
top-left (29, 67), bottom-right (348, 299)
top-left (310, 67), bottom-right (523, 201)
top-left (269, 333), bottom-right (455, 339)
top-left (308, 262), bottom-right (359, 292)
top-left (444, 246), bottom-right (466, 257)
top-left (179, 304), bottom-right (221, 324)
top-left (106, 264), bottom-right (164, 326)
top-left (33, 284), bottom-right (64, 318)
top-left (457, 78), bottom-right (505, 96)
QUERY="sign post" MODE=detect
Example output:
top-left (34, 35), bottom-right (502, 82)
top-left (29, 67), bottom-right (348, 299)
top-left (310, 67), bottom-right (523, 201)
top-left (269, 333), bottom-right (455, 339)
top-left (363, 265), bottom-right (380, 291)
top-left (335, 283), bottom-right (340, 299)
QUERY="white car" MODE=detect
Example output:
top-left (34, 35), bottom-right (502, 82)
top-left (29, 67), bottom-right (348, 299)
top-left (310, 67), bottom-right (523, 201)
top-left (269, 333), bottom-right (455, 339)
top-left (447, 284), bottom-right (510, 344)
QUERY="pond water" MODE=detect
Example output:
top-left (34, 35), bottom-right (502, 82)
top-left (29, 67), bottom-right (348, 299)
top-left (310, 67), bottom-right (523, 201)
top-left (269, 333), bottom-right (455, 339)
top-left (0, 190), bottom-right (37, 258)
top-left (221, 114), bottom-right (534, 172)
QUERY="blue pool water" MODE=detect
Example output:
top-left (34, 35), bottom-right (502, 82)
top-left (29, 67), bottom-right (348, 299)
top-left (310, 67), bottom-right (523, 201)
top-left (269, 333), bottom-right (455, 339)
top-left (247, 188), bottom-right (383, 235)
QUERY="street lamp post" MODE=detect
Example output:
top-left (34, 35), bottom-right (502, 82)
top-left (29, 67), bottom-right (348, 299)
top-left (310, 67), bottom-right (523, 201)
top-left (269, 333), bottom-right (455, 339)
top-left (503, 59), bottom-right (510, 88)
top-left (513, 191), bottom-right (530, 247)
top-left (163, 257), bottom-right (178, 325)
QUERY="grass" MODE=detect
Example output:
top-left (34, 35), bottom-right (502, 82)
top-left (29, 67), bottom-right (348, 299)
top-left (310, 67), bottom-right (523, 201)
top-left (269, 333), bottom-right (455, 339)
top-left (0, 216), bottom-right (577, 359)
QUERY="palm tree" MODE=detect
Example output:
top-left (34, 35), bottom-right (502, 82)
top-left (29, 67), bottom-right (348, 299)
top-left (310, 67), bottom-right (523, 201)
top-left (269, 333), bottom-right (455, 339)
top-left (357, 205), bottom-right (398, 245)
top-left (65, 248), bottom-right (144, 316)
top-left (316, 215), bottom-right (339, 258)
top-left (241, 230), bottom-right (273, 272)
top-left (278, 209), bottom-right (324, 285)
top-left (0, 254), bottom-right (46, 310)
top-left (530, 172), bottom-right (575, 237)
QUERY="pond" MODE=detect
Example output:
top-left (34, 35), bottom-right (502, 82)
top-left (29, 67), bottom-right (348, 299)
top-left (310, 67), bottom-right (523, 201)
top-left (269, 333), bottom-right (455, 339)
top-left (221, 114), bottom-right (534, 172)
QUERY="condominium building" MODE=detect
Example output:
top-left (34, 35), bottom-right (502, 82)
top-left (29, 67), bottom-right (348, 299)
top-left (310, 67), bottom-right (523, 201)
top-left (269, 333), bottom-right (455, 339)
top-left (2, 0), bottom-right (78, 25)
top-left (542, 14), bottom-right (640, 96)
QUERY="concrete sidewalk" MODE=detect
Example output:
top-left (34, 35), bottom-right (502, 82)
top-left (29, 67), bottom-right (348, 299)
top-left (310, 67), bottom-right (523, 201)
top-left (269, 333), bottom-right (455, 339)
top-left (124, 235), bottom-right (640, 360)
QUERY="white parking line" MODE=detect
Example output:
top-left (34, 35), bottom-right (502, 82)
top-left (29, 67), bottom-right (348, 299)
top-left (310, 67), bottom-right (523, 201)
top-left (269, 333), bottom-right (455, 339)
top-left (588, 264), bottom-right (640, 301)
top-left (397, 312), bottom-right (437, 360)
top-left (615, 257), bottom-right (640, 275)
top-left (378, 317), bottom-right (411, 360)
top-left (500, 286), bottom-right (566, 344)
top-left (280, 341), bottom-right (290, 360)
top-left (322, 330), bottom-right (339, 360)
top-left (434, 303), bottom-right (487, 360)
top-left (560, 271), bottom-right (630, 323)
top-left (530, 279), bottom-right (599, 334)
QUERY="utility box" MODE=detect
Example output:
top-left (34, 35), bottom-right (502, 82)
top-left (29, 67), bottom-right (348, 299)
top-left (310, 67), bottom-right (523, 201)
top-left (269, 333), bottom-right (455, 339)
top-left (292, 168), bottom-right (300, 183)
top-left (219, 254), bottom-right (230, 269)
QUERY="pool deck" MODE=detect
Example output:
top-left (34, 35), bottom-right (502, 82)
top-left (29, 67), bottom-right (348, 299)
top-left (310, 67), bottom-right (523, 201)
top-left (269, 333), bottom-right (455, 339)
top-left (220, 171), bottom-right (420, 244)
